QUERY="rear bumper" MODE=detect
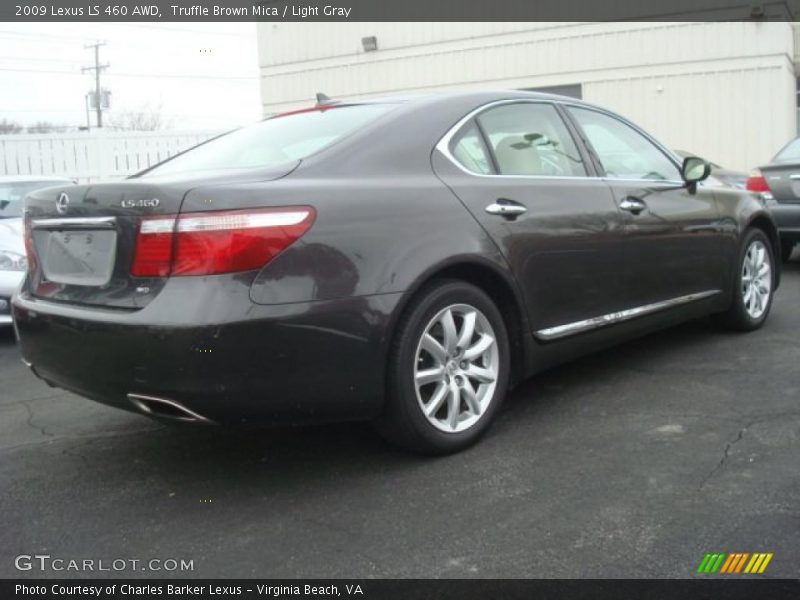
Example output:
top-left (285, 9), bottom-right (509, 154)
top-left (769, 202), bottom-right (800, 240)
top-left (11, 282), bottom-right (402, 426)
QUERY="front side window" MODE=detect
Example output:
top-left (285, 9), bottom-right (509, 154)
top-left (476, 103), bottom-right (587, 177)
top-left (568, 107), bottom-right (681, 181)
top-left (140, 104), bottom-right (394, 178)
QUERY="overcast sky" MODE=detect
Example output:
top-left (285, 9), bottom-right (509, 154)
top-left (0, 22), bottom-right (262, 131)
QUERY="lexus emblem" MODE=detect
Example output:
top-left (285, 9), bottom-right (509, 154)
top-left (56, 192), bottom-right (70, 214)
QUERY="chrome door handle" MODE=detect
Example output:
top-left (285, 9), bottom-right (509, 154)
top-left (485, 199), bottom-right (527, 218)
top-left (619, 197), bottom-right (646, 214)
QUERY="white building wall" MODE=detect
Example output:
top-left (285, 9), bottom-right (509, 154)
top-left (258, 22), bottom-right (796, 172)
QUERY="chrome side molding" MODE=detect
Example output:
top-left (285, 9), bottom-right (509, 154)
top-left (535, 290), bottom-right (722, 341)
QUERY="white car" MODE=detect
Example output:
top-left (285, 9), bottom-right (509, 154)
top-left (0, 176), bottom-right (74, 325)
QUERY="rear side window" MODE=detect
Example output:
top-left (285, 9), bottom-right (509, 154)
top-left (141, 104), bottom-right (393, 177)
top-left (450, 123), bottom-right (493, 175)
top-left (774, 138), bottom-right (800, 163)
top-left (477, 103), bottom-right (587, 177)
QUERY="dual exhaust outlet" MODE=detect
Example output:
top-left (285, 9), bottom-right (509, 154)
top-left (22, 358), bottom-right (212, 424)
top-left (127, 393), bottom-right (212, 424)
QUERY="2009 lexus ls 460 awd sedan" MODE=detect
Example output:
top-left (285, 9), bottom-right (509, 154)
top-left (12, 92), bottom-right (780, 454)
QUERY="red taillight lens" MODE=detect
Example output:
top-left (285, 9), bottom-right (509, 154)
top-left (23, 219), bottom-right (37, 274)
top-left (131, 217), bottom-right (175, 277)
top-left (131, 207), bottom-right (315, 278)
top-left (746, 171), bottom-right (770, 193)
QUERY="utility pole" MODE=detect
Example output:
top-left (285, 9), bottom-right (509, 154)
top-left (82, 41), bottom-right (108, 128)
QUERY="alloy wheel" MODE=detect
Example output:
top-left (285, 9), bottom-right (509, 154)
top-left (413, 303), bottom-right (500, 433)
top-left (741, 239), bottom-right (771, 320)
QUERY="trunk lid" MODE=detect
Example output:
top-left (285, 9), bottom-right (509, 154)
top-left (22, 164), bottom-right (298, 309)
top-left (760, 161), bottom-right (800, 204)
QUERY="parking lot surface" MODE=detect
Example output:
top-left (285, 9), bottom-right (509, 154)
top-left (1, 262), bottom-right (799, 579)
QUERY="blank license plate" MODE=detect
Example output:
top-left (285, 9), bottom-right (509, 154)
top-left (34, 229), bottom-right (117, 286)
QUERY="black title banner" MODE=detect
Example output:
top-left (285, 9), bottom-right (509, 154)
top-left (4, 579), bottom-right (800, 600)
top-left (2, 0), bottom-right (799, 22)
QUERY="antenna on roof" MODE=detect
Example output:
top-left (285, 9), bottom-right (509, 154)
top-left (315, 92), bottom-right (334, 105)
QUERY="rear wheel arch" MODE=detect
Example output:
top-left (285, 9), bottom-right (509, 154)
top-left (387, 258), bottom-right (530, 388)
top-left (745, 214), bottom-right (781, 288)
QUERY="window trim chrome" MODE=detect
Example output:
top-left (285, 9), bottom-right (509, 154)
top-left (435, 99), bottom-right (600, 181)
top-left (534, 290), bottom-right (722, 341)
top-left (436, 98), bottom-right (687, 187)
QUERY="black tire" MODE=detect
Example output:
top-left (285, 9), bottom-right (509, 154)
top-left (780, 238), bottom-right (794, 263)
top-left (720, 228), bottom-right (776, 331)
top-left (375, 279), bottom-right (510, 455)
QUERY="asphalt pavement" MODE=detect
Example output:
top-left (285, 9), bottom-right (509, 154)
top-left (1, 260), bottom-right (799, 579)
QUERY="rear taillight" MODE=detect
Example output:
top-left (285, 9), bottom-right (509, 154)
top-left (23, 219), bottom-right (37, 275)
top-left (745, 170), bottom-right (770, 193)
top-left (131, 207), bottom-right (315, 278)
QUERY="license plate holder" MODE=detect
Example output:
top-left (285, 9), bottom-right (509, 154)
top-left (33, 229), bottom-right (117, 286)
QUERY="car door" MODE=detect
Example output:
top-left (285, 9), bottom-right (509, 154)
top-left (564, 105), bottom-right (726, 309)
top-left (432, 100), bottom-right (629, 338)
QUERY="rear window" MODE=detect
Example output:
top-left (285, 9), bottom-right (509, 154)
top-left (141, 104), bottom-right (394, 178)
top-left (774, 138), bottom-right (800, 163)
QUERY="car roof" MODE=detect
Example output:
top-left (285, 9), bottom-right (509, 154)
top-left (269, 90), bottom-right (591, 122)
top-left (309, 89), bottom-right (593, 111)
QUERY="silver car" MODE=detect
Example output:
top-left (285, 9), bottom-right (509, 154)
top-left (0, 176), bottom-right (74, 325)
top-left (748, 137), bottom-right (800, 262)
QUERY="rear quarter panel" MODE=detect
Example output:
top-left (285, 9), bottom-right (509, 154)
top-left (713, 187), bottom-right (782, 291)
top-left (180, 176), bottom-right (509, 305)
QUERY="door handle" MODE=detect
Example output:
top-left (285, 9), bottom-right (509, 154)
top-left (619, 197), bottom-right (647, 215)
top-left (485, 199), bottom-right (527, 219)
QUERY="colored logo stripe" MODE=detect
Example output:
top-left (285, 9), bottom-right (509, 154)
top-left (721, 553), bottom-right (749, 574)
top-left (744, 553), bottom-right (773, 574)
top-left (696, 553), bottom-right (773, 574)
top-left (696, 553), bottom-right (726, 573)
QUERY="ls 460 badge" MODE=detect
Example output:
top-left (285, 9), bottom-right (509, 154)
top-left (121, 198), bottom-right (160, 209)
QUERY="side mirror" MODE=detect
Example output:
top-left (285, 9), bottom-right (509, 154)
top-left (681, 156), bottom-right (711, 185)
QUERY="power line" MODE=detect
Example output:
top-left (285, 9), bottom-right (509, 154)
top-left (0, 66), bottom-right (257, 80)
top-left (0, 56), bottom-right (82, 65)
top-left (0, 109), bottom-right (84, 113)
top-left (0, 67), bottom-right (79, 74)
top-left (0, 29), bottom-right (95, 43)
top-left (0, 25), bottom-right (248, 39)
top-left (111, 24), bottom-right (247, 37)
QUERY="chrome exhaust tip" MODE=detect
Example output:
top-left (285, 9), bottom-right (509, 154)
top-left (127, 393), bottom-right (212, 424)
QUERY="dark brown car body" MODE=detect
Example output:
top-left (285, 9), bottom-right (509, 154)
top-left (11, 91), bottom-right (780, 426)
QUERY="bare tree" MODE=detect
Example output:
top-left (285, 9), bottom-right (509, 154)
top-left (0, 119), bottom-right (23, 134)
top-left (26, 121), bottom-right (70, 134)
top-left (107, 103), bottom-right (173, 131)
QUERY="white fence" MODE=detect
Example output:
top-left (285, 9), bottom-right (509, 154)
top-left (0, 129), bottom-right (225, 183)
